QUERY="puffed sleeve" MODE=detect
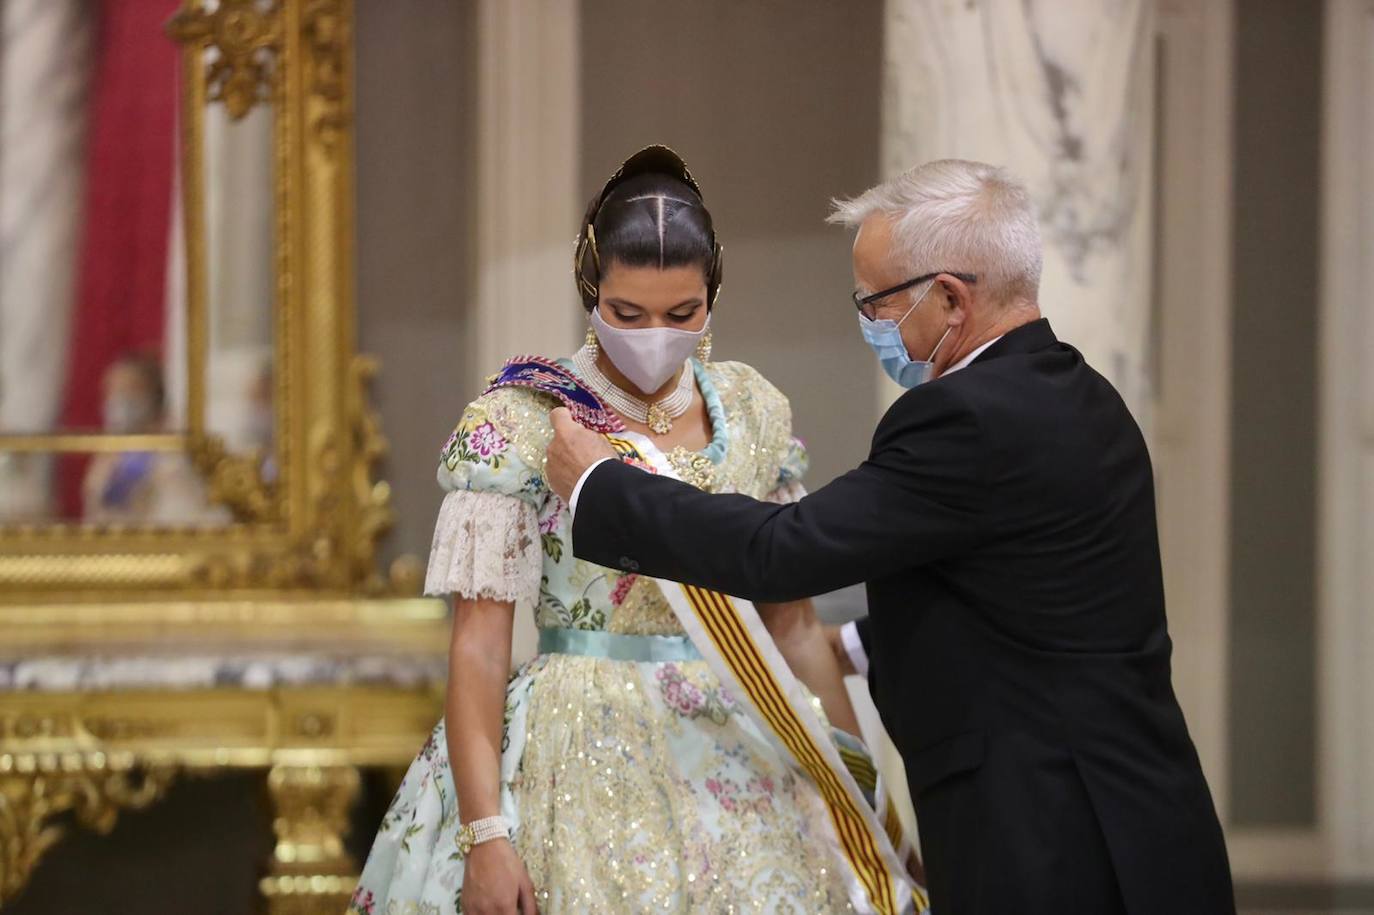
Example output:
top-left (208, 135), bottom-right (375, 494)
top-left (764, 436), bottom-right (809, 504)
top-left (424, 388), bottom-right (554, 606)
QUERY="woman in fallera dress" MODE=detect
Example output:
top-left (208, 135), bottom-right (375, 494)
top-left (351, 147), bottom-right (922, 915)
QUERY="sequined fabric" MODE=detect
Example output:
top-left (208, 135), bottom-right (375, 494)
top-left (514, 655), bottom-right (851, 912)
top-left (352, 360), bottom-right (855, 915)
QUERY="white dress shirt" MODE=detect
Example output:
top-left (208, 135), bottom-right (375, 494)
top-left (942, 334), bottom-right (1003, 375)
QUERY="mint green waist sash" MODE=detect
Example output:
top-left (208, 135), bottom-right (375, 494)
top-left (538, 627), bottom-right (702, 663)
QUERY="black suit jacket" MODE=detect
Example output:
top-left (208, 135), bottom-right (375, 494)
top-left (572, 320), bottom-right (1233, 914)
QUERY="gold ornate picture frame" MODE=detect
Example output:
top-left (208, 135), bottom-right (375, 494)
top-left (0, 0), bottom-right (414, 603)
top-left (0, 7), bottom-right (444, 908)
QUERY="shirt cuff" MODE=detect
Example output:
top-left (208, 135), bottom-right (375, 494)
top-left (840, 620), bottom-right (869, 678)
top-left (568, 457), bottom-right (614, 520)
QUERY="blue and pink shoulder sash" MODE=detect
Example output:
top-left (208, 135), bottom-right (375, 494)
top-left (484, 355), bottom-right (624, 434)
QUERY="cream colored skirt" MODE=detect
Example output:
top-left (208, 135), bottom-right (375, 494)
top-left (351, 650), bottom-right (857, 914)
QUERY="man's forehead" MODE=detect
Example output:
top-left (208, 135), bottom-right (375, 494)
top-left (853, 212), bottom-right (896, 248)
top-left (852, 214), bottom-right (902, 285)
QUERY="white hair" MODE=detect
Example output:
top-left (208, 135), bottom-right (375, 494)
top-left (828, 159), bottom-right (1043, 304)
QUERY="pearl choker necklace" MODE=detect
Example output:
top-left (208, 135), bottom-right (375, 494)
top-left (572, 346), bottom-right (694, 435)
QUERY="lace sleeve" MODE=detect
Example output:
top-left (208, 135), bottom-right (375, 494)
top-left (424, 490), bottom-right (543, 606)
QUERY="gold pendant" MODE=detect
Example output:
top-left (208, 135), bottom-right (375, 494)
top-left (646, 402), bottom-right (673, 435)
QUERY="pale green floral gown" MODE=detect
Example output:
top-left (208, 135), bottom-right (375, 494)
top-left (350, 358), bottom-right (861, 915)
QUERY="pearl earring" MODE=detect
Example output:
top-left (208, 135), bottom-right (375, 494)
top-left (584, 325), bottom-right (599, 359)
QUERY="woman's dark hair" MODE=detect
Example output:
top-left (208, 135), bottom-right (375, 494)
top-left (592, 173), bottom-right (715, 280)
top-left (574, 150), bottom-right (723, 311)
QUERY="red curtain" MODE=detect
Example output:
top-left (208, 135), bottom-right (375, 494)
top-left (57, 0), bottom-right (181, 519)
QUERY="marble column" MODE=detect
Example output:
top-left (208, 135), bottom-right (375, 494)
top-left (881, 0), bottom-right (1156, 430)
top-left (0, 1), bottom-right (92, 519)
top-left (471, 0), bottom-right (582, 664)
top-left (0, 0), bottom-right (91, 434)
top-left (1149, 0), bottom-right (1234, 832)
top-left (471, 0), bottom-right (582, 381)
top-left (1319, 0), bottom-right (1374, 879)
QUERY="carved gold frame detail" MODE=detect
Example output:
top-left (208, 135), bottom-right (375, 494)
top-left (0, 3), bottom-right (442, 912)
top-left (0, 0), bottom-right (417, 599)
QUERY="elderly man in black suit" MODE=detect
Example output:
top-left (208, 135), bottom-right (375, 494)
top-left (545, 159), bottom-right (1234, 914)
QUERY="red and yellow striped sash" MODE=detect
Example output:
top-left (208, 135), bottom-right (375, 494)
top-left (681, 583), bottom-right (902, 915)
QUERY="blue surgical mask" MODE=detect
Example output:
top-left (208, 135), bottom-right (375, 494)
top-left (857, 281), bottom-right (953, 388)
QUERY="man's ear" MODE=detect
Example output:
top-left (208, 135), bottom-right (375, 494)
top-left (939, 273), bottom-right (975, 322)
top-left (947, 297), bottom-right (966, 329)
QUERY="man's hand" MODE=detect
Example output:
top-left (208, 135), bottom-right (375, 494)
top-left (546, 407), bottom-right (617, 504)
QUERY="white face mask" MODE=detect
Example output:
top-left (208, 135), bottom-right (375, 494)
top-left (103, 395), bottom-right (154, 433)
top-left (590, 306), bottom-right (709, 395)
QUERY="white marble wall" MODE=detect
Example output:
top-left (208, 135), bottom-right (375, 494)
top-left (0, 0), bottom-right (90, 434)
top-left (1319, 0), bottom-right (1374, 879)
top-left (0, 0), bottom-right (92, 518)
top-left (1150, 0), bottom-right (1234, 841)
top-left (882, 0), bottom-right (1156, 429)
top-left (471, 0), bottom-right (582, 388)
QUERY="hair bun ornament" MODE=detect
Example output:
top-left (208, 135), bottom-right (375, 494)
top-left (573, 144), bottom-right (724, 312)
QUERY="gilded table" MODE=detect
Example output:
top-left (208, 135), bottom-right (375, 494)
top-left (0, 599), bottom-right (449, 915)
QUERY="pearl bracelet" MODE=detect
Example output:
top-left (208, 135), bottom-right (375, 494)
top-left (454, 815), bottom-right (512, 858)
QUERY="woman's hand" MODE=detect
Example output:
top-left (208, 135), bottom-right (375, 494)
top-left (461, 838), bottom-right (539, 915)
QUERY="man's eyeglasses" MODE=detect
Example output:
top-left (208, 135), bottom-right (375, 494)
top-left (852, 271), bottom-right (977, 320)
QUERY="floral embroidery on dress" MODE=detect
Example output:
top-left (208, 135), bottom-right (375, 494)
top-left (539, 532), bottom-right (564, 563)
top-left (537, 495), bottom-right (564, 534)
top-left (608, 572), bottom-right (637, 607)
top-left (705, 773), bottom-right (777, 816)
top-left (418, 729), bottom-right (442, 762)
top-left (537, 574), bottom-right (608, 631)
top-left (656, 662), bottom-right (735, 725)
top-left (441, 416), bottom-right (510, 472)
top-left (468, 421), bottom-right (508, 459)
top-left (537, 496), bottom-right (565, 563)
top-left (348, 886), bottom-right (376, 915)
